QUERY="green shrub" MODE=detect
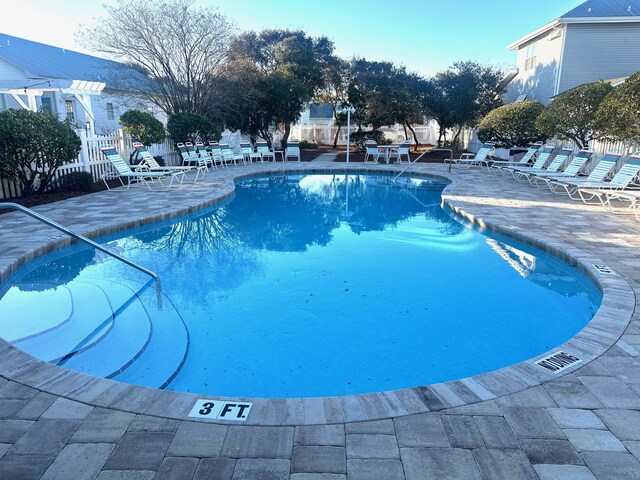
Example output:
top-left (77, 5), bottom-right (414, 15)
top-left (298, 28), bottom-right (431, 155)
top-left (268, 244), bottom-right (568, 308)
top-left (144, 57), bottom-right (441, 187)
top-left (478, 101), bottom-right (545, 148)
top-left (56, 171), bottom-right (95, 192)
top-left (119, 109), bottom-right (166, 146)
top-left (298, 140), bottom-right (317, 149)
top-left (167, 112), bottom-right (222, 144)
top-left (536, 80), bottom-right (613, 149)
top-left (593, 72), bottom-right (640, 144)
top-left (0, 109), bottom-right (81, 195)
top-left (351, 130), bottom-right (386, 151)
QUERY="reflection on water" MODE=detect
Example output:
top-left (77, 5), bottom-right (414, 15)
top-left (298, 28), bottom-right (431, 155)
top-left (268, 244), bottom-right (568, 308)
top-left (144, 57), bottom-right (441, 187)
top-left (486, 239), bottom-right (583, 297)
top-left (0, 173), bottom-right (603, 398)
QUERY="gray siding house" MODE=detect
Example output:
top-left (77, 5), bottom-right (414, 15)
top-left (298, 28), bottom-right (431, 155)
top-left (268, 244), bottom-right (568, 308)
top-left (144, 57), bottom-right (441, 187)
top-left (0, 33), bottom-right (165, 134)
top-left (505, 0), bottom-right (640, 104)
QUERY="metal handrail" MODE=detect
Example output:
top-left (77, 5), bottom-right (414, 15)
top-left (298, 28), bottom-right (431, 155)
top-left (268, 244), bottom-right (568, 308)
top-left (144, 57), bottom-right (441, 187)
top-left (392, 148), bottom-right (454, 181)
top-left (1, 202), bottom-right (162, 309)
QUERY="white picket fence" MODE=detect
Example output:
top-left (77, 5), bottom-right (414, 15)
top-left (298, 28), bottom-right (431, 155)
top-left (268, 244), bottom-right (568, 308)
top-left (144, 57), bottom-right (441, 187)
top-left (0, 129), bottom-right (178, 199)
top-left (287, 121), bottom-right (441, 147)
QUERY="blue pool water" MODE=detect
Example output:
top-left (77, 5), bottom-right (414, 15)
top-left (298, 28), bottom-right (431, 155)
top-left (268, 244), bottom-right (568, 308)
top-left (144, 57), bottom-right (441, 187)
top-left (0, 173), bottom-right (601, 398)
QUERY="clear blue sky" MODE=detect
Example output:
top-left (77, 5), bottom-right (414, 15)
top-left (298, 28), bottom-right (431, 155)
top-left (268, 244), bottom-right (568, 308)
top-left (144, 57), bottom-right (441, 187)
top-left (1, 0), bottom-right (579, 76)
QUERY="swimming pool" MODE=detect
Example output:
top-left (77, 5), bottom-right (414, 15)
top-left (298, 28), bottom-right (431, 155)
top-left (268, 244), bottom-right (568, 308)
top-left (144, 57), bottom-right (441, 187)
top-left (0, 173), bottom-right (601, 398)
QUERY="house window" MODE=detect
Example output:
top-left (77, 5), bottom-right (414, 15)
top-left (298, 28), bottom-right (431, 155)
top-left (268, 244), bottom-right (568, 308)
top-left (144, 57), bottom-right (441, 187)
top-left (106, 102), bottom-right (115, 120)
top-left (524, 44), bottom-right (537, 71)
top-left (40, 97), bottom-right (53, 114)
top-left (65, 100), bottom-right (75, 124)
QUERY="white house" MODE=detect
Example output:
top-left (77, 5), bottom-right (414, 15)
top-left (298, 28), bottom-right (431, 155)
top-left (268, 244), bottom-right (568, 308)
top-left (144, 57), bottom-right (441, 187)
top-left (504, 0), bottom-right (640, 104)
top-left (0, 33), bottom-right (165, 134)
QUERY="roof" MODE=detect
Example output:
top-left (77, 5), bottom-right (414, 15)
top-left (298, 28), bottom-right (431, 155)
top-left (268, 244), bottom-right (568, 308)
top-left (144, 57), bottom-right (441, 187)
top-left (0, 33), bottom-right (147, 91)
top-left (508, 0), bottom-right (640, 50)
top-left (561, 0), bottom-right (640, 19)
top-left (309, 103), bottom-right (334, 119)
top-left (549, 75), bottom-right (630, 99)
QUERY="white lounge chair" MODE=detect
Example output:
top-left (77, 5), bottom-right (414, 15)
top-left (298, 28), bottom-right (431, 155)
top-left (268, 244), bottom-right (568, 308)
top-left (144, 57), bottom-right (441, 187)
top-left (101, 147), bottom-right (180, 190)
top-left (220, 143), bottom-right (244, 166)
top-left (547, 152), bottom-right (623, 198)
top-left (530, 149), bottom-right (593, 188)
top-left (489, 141), bottom-right (544, 173)
top-left (195, 142), bottom-right (216, 170)
top-left (502, 145), bottom-right (554, 181)
top-left (449, 142), bottom-right (496, 168)
top-left (576, 154), bottom-right (640, 207)
top-left (207, 141), bottom-right (225, 168)
top-left (509, 147), bottom-right (573, 184)
top-left (133, 143), bottom-right (204, 182)
top-left (285, 141), bottom-right (301, 162)
top-left (177, 143), bottom-right (201, 167)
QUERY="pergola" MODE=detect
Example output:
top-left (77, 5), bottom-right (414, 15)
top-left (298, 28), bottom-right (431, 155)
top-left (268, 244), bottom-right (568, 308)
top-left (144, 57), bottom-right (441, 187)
top-left (0, 78), bottom-right (105, 133)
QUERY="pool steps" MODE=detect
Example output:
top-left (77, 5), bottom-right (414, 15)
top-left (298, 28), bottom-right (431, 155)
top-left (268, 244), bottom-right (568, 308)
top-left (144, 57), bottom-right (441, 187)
top-left (0, 283), bottom-right (73, 342)
top-left (0, 276), bottom-right (189, 389)
top-left (14, 281), bottom-right (114, 361)
top-left (111, 287), bottom-right (189, 389)
top-left (58, 280), bottom-right (153, 378)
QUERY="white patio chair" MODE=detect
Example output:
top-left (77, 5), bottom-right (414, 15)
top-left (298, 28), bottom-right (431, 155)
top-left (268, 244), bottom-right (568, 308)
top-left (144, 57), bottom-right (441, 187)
top-left (256, 141), bottom-right (276, 162)
top-left (364, 141), bottom-right (383, 163)
top-left (387, 141), bottom-right (411, 164)
top-left (285, 141), bottom-right (301, 162)
top-left (240, 142), bottom-right (259, 164)
top-left (101, 147), bottom-right (181, 190)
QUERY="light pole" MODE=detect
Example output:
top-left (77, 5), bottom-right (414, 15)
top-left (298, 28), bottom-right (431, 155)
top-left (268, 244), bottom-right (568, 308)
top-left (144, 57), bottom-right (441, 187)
top-left (345, 106), bottom-right (355, 164)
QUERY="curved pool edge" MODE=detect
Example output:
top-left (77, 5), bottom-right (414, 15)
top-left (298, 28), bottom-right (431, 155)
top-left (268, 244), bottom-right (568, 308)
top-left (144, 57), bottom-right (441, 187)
top-left (0, 160), bottom-right (634, 426)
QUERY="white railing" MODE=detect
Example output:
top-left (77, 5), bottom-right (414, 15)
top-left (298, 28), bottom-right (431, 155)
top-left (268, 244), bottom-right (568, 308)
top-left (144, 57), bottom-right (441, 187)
top-left (0, 129), bottom-right (178, 200)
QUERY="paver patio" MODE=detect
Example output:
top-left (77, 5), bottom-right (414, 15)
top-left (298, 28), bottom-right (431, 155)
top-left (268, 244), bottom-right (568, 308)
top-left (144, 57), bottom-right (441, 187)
top-left (1, 156), bottom-right (640, 479)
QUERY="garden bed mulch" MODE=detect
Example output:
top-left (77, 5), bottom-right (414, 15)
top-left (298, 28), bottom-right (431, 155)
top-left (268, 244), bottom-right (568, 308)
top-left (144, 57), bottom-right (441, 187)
top-left (0, 184), bottom-right (115, 210)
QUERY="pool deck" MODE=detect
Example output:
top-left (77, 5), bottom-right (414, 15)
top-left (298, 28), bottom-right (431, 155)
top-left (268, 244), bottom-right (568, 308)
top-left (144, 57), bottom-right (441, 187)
top-left (1, 157), bottom-right (640, 479)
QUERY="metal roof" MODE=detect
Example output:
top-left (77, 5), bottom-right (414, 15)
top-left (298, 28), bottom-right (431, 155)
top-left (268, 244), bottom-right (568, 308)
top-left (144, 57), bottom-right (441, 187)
top-left (561, 0), bottom-right (640, 18)
top-left (309, 103), bottom-right (334, 119)
top-left (0, 33), bottom-right (145, 90)
top-left (508, 0), bottom-right (640, 49)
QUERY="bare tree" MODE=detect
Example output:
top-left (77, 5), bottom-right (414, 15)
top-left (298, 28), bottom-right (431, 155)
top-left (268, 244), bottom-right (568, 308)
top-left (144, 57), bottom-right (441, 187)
top-left (77, 0), bottom-right (235, 116)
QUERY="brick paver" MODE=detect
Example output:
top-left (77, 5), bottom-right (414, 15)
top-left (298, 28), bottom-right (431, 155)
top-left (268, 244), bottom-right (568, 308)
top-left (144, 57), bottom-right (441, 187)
top-left (2, 159), bottom-right (640, 478)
